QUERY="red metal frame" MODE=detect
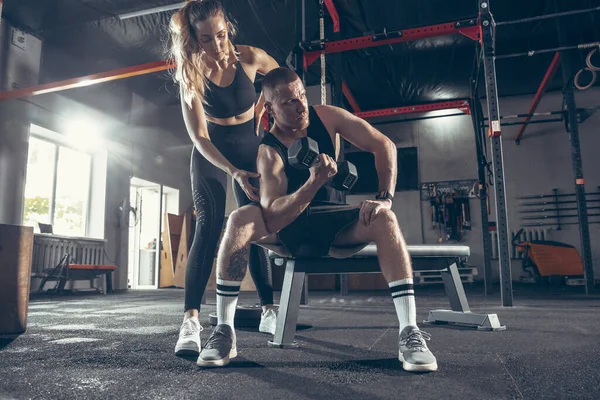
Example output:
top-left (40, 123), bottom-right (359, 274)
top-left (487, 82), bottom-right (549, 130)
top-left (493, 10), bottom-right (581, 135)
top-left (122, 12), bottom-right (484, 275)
top-left (0, 60), bottom-right (173, 101)
top-left (342, 81), bottom-right (361, 112)
top-left (261, 112), bottom-right (270, 131)
top-left (514, 52), bottom-right (562, 143)
top-left (304, 20), bottom-right (481, 68)
top-left (323, 0), bottom-right (340, 33)
top-left (354, 99), bottom-right (470, 119)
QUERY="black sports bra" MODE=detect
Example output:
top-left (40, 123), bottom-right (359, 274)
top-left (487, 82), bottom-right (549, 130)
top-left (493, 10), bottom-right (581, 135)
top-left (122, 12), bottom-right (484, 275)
top-left (203, 60), bottom-right (256, 119)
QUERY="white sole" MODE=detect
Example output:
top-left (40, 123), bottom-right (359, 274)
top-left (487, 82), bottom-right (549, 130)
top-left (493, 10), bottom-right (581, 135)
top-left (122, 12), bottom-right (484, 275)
top-left (398, 352), bottom-right (438, 372)
top-left (174, 340), bottom-right (200, 356)
top-left (196, 347), bottom-right (237, 367)
top-left (258, 323), bottom-right (276, 335)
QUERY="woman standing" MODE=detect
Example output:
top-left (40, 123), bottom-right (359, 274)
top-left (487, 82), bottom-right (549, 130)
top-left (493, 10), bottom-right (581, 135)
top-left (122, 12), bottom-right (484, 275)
top-left (168, 0), bottom-right (279, 357)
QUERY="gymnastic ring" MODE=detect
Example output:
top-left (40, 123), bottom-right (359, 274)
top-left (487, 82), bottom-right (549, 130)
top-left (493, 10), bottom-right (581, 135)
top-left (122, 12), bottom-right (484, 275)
top-left (586, 48), bottom-right (600, 71)
top-left (574, 67), bottom-right (596, 90)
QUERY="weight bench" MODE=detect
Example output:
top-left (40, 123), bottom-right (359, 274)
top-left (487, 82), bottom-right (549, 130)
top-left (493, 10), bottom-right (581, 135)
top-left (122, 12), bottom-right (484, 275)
top-left (261, 244), bottom-right (505, 348)
top-left (38, 254), bottom-right (116, 294)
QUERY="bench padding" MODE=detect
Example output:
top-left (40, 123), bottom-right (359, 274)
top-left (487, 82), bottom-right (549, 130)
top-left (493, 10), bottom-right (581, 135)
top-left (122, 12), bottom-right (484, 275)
top-left (263, 243), bottom-right (470, 259)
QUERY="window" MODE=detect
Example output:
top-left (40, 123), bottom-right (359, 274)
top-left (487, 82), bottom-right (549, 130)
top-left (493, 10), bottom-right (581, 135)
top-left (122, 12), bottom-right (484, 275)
top-left (23, 136), bottom-right (92, 237)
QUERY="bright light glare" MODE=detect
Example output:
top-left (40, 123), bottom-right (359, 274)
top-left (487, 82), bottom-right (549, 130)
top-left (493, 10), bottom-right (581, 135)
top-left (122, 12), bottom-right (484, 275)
top-left (77, 79), bottom-right (94, 88)
top-left (66, 119), bottom-right (102, 151)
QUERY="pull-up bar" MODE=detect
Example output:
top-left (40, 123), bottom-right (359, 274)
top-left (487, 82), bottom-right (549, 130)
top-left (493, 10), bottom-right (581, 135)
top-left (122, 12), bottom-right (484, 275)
top-left (302, 19), bottom-right (481, 68)
top-left (496, 6), bottom-right (600, 26)
top-left (497, 42), bottom-right (600, 60)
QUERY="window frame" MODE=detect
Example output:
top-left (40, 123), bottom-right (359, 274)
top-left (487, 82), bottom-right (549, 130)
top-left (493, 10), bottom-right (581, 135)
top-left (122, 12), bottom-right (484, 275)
top-left (25, 132), bottom-right (95, 238)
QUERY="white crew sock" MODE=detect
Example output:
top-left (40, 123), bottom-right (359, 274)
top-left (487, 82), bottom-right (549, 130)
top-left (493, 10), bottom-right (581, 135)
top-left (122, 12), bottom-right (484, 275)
top-left (216, 279), bottom-right (241, 329)
top-left (389, 278), bottom-right (417, 332)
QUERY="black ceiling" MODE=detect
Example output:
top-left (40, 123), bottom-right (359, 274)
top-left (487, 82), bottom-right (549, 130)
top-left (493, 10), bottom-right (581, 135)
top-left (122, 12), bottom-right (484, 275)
top-left (3, 0), bottom-right (600, 112)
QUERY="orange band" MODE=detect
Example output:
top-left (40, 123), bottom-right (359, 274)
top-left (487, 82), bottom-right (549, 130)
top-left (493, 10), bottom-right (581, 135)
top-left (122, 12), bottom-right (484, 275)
top-left (576, 179), bottom-right (585, 185)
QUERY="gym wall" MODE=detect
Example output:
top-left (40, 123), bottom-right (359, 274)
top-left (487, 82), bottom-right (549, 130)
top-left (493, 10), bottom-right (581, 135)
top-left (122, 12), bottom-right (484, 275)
top-left (0, 19), bottom-right (194, 291)
top-left (484, 88), bottom-right (600, 281)
top-left (300, 79), bottom-right (600, 282)
top-left (344, 88), bottom-right (600, 282)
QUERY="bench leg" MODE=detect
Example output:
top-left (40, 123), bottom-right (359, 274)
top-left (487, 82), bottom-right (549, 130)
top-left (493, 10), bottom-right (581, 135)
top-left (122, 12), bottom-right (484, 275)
top-left (424, 262), bottom-right (506, 331)
top-left (300, 276), bottom-right (309, 305)
top-left (441, 263), bottom-right (470, 312)
top-left (106, 272), bottom-right (113, 293)
top-left (339, 273), bottom-right (348, 297)
top-left (269, 259), bottom-right (305, 348)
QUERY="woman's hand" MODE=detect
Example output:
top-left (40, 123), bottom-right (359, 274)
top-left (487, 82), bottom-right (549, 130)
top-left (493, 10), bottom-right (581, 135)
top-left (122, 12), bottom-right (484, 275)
top-left (233, 169), bottom-right (261, 202)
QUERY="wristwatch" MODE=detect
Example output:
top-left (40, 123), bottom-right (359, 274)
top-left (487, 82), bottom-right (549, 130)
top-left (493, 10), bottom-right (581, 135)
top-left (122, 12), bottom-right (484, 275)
top-left (375, 190), bottom-right (394, 203)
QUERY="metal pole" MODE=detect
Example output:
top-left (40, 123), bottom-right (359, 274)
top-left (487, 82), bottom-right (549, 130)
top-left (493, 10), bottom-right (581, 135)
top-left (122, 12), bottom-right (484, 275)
top-left (470, 99), bottom-right (494, 296)
top-left (484, 105), bottom-right (600, 120)
top-left (295, 0), bottom-right (306, 82)
top-left (496, 42), bottom-right (600, 60)
top-left (480, 0), bottom-right (514, 307)
top-left (469, 43), bottom-right (493, 296)
top-left (330, 7), bottom-right (349, 296)
top-left (496, 6), bottom-right (600, 26)
top-left (556, 11), bottom-right (596, 294)
top-left (484, 118), bottom-right (563, 127)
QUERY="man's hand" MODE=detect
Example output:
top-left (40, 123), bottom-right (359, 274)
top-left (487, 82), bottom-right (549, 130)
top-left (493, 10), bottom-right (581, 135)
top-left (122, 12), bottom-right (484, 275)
top-left (359, 199), bottom-right (392, 227)
top-left (309, 153), bottom-right (338, 186)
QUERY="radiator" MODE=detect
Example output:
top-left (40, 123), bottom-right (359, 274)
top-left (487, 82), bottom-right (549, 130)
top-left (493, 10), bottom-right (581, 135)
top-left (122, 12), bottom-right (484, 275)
top-left (490, 228), bottom-right (547, 260)
top-left (32, 234), bottom-right (106, 276)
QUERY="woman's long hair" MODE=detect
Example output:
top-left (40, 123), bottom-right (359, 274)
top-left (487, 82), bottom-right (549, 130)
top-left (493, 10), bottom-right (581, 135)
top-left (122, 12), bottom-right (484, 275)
top-left (168, 0), bottom-right (238, 106)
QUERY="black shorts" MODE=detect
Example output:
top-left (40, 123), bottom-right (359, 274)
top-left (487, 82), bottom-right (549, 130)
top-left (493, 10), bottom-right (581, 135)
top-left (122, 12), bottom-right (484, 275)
top-left (277, 204), bottom-right (360, 258)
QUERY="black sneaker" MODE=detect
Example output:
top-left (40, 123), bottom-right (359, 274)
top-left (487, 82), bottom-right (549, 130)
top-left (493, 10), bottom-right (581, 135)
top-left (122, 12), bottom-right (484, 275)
top-left (196, 324), bottom-right (237, 367)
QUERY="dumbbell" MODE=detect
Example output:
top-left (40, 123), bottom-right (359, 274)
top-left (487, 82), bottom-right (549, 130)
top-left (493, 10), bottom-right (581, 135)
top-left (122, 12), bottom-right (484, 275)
top-left (288, 136), bottom-right (358, 191)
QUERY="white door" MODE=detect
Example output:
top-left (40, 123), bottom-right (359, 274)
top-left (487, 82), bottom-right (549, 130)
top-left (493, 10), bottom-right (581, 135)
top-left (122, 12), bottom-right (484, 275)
top-left (128, 178), bottom-right (162, 290)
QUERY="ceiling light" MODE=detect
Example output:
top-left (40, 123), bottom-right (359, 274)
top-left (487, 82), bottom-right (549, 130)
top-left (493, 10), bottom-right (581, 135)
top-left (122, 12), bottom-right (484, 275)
top-left (118, 2), bottom-right (186, 21)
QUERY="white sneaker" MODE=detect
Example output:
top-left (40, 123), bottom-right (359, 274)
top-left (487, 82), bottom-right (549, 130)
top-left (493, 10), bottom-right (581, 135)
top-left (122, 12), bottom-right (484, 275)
top-left (175, 317), bottom-right (202, 356)
top-left (259, 308), bottom-right (277, 335)
top-left (399, 326), bottom-right (438, 372)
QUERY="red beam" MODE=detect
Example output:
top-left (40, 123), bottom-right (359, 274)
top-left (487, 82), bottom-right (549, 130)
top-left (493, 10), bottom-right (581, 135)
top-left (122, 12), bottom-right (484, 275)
top-left (354, 100), bottom-right (471, 119)
top-left (304, 20), bottom-right (481, 68)
top-left (0, 60), bottom-right (174, 101)
top-left (342, 81), bottom-right (361, 112)
top-left (261, 112), bottom-right (270, 131)
top-left (514, 52), bottom-right (562, 143)
top-left (323, 0), bottom-right (340, 33)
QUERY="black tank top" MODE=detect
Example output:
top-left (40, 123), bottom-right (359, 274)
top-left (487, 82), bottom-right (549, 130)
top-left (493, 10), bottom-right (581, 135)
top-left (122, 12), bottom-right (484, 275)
top-left (204, 60), bottom-right (256, 119)
top-left (261, 106), bottom-right (344, 204)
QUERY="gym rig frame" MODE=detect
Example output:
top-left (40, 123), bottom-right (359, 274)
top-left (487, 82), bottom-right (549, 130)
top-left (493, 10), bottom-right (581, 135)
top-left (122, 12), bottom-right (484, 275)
top-left (290, 0), bottom-right (596, 300)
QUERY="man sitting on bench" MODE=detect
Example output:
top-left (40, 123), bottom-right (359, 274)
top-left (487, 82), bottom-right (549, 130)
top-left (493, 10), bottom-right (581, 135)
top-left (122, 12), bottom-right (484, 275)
top-left (197, 67), bottom-right (437, 372)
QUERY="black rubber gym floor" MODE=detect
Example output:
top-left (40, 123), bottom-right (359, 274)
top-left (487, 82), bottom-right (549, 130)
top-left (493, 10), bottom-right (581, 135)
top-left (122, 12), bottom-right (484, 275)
top-left (1, 284), bottom-right (599, 400)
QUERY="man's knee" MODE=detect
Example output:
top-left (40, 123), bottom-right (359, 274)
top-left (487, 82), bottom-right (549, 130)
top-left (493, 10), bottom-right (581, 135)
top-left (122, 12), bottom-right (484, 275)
top-left (226, 205), bottom-right (263, 239)
top-left (375, 208), bottom-right (397, 227)
top-left (227, 205), bottom-right (262, 229)
top-left (371, 208), bottom-right (401, 236)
